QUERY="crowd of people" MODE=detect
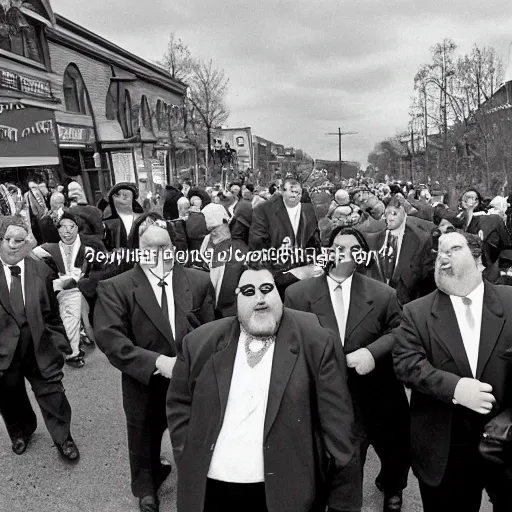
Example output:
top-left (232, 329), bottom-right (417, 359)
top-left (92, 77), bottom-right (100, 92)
top-left (0, 173), bottom-right (511, 512)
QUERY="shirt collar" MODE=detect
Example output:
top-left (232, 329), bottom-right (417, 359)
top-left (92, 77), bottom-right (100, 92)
top-left (142, 266), bottom-right (173, 285)
top-left (1, 257), bottom-right (25, 273)
top-left (462, 280), bottom-right (485, 302)
top-left (327, 272), bottom-right (353, 292)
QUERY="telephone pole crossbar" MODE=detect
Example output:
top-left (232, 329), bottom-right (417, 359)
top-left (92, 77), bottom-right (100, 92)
top-left (326, 128), bottom-right (358, 181)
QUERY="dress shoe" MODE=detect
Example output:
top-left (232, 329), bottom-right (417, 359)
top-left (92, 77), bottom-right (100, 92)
top-left (56, 437), bottom-right (80, 462)
top-left (11, 426), bottom-right (36, 455)
top-left (383, 492), bottom-right (403, 512)
top-left (139, 495), bottom-right (159, 512)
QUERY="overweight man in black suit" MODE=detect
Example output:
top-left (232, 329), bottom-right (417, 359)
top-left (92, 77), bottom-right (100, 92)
top-left (94, 222), bottom-right (215, 512)
top-left (0, 215), bottom-right (79, 461)
top-left (249, 178), bottom-right (322, 298)
top-left (167, 261), bottom-right (354, 512)
top-left (285, 226), bottom-right (410, 512)
top-left (393, 231), bottom-right (512, 512)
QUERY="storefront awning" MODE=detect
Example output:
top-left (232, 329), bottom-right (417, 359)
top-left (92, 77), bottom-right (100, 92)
top-left (0, 102), bottom-right (58, 168)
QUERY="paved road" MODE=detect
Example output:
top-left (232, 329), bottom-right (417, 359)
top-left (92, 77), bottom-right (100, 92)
top-left (0, 344), bottom-right (491, 512)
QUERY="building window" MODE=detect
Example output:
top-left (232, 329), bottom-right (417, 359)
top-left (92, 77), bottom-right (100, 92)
top-left (106, 82), bottom-right (118, 121)
top-left (156, 100), bottom-right (163, 130)
top-left (236, 137), bottom-right (245, 147)
top-left (63, 64), bottom-right (87, 114)
top-left (121, 90), bottom-right (133, 138)
top-left (0, 19), bottom-right (44, 64)
top-left (140, 95), bottom-right (153, 132)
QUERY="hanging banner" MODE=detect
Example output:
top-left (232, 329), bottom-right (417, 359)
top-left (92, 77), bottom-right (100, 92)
top-left (58, 124), bottom-right (95, 145)
top-left (0, 69), bottom-right (53, 99)
top-left (0, 102), bottom-right (58, 168)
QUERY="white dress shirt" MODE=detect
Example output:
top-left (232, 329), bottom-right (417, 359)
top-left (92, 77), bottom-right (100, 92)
top-left (1, 258), bottom-right (26, 304)
top-left (118, 212), bottom-right (134, 237)
top-left (208, 330), bottom-right (275, 483)
top-left (58, 235), bottom-right (82, 275)
top-left (141, 267), bottom-right (175, 339)
top-left (327, 273), bottom-right (353, 345)
top-left (385, 220), bottom-right (406, 271)
top-left (449, 281), bottom-right (484, 377)
top-left (285, 203), bottom-right (302, 239)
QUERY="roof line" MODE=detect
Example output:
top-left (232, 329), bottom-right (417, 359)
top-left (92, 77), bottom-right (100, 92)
top-left (53, 14), bottom-right (187, 89)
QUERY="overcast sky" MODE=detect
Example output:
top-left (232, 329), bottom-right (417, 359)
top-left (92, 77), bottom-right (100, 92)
top-left (51, 0), bottom-right (512, 165)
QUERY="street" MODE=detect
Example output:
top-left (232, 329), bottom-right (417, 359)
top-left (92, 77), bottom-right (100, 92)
top-left (0, 344), bottom-right (491, 512)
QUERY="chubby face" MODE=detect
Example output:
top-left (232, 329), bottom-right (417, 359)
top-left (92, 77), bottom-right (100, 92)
top-left (461, 191), bottom-right (479, 210)
top-left (237, 269), bottom-right (283, 337)
top-left (282, 183), bottom-right (302, 208)
top-left (0, 225), bottom-right (30, 265)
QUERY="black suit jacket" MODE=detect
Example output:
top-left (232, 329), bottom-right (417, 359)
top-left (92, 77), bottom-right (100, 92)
top-left (365, 222), bottom-right (434, 305)
top-left (393, 282), bottom-right (512, 486)
top-left (167, 310), bottom-right (354, 512)
top-left (94, 264), bottom-right (215, 386)
top-left (0, 257), bottom-right (67, 376)
top-left (248, 196), bottom-right (320, 251)
top-left (284, 273), bottom-right (402, 409)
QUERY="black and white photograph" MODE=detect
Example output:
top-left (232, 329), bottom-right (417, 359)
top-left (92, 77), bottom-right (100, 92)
top-left (1, 0), bottom-right (512, 511)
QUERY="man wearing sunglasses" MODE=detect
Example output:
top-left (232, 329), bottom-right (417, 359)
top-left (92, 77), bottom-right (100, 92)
top-left (285, 226), bottom-right (410, 512)
top-left (168, 261), bottom-right (354, 512)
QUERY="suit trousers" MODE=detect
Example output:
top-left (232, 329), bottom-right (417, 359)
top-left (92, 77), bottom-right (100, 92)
top-left (0, 323), bottom-right (72, 445)
top-left (123, 374), bottom-right (170, 498)
top-left (418, 443), bottom-right (512, 512)
top-left (203, 478), bottom-right (268, 512)
top-left (329, 380), bottom-right (410, 511)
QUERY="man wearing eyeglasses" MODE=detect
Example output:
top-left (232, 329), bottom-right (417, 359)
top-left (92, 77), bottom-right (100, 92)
top-left (167, 261), bottom-right (354, 512)
top-left (94, 222), bottom-right (215, 512)
top-left (0, 215), bottom-right (80, 462)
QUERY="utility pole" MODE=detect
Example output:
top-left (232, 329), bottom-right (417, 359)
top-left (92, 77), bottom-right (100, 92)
top-left (326, 128), bottom-right (358, 181)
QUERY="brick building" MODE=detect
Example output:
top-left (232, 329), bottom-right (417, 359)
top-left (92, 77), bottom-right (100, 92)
top-left (1, 0), bottom-right (187, 204)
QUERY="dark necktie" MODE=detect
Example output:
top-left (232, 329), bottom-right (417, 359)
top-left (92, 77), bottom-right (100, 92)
top-left (9, 265), bottom-right (26, 322)
top-left (384, 233), bottom-right (398, 282)
top-left (159, 279), bottom-right (170, 325)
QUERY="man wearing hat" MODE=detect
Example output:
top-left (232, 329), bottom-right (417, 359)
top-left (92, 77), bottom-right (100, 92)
top-left (94, 221), bottom-right (215, 512)
top-left (33, 211), bottom-right (97, 367)
top-left (103, 182), bottom-right (144, 251)
top-left (0, 215), bottom-right (80, 461)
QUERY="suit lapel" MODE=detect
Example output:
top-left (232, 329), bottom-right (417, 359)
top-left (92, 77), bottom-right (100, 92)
top-left (309, 276), bottom-right (338, 333)
top-left (172, 265), bottom-right (193, 347)
top-left (431, 291), bottom-right (473, 377)
top-left (132, 265), bottom-right (174, 346)
top-left (345, 273), bottom-right (373, 340)
top-left (476, 282), bottom-right (505, 379)
top-left (0, 263), bottom-right (15, 320)
top-left (212, 320), bottom-right (240, 420)
top-left (275, 198), bottom-right (296, 246)
top-left (264, 312), bottom-right (299, 440)
top-left (43, 243), bottom-right (66, 274)
top-left (391, 226), bottom-right (414, 285)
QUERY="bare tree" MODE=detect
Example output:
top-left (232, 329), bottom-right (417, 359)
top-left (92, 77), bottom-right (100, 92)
top-left (187, 59), bottom-right (229, 180)
top-left (157, 32), bottom-right (194, 82)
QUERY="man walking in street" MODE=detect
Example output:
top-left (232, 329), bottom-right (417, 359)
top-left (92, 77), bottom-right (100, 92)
top-left (393, 231), bottom-right (512, 511)
top-left (94, 221), bottom-right (215, 512)
top-left (285, 226), bottom-right (410, 512)
top-left (0, 215), bottom-right (80, 462)
top-left (167, 261), bottom-right (355, 512)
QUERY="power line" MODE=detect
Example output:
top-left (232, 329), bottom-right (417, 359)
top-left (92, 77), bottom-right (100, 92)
top-left (326, 128), bottom-right (358, 180)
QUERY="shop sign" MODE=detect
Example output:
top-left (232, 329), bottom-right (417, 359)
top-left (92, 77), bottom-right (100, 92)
top-left (0, 69), bottom-right (53, 99)
top-left (57, 124), bottom-right (95, 144)
top-left (0, 102), bottom-right (57, 159)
